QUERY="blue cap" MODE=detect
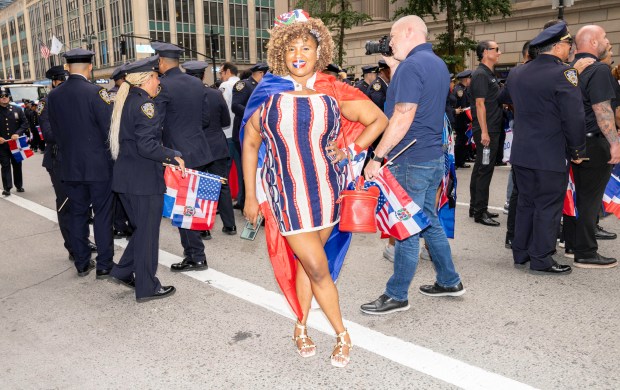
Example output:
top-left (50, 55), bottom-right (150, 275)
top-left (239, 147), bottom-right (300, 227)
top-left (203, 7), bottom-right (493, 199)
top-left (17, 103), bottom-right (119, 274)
top-left (150, 42), bottom-right (184, 59)
top-left (111, 63), bottom-right (129, 81)
top-left (361, 65), bottom-right (378, 75)
top-left (456, 69), bottom-right (472, 79)
top-left (45, 65), bottom-right (68, 80)
top-left (182, 61), bottom-right (209, 75)
top-left (325, 63), bottom-right (340, 73)
top-left (530, 21), bottom-right (572, 47)
top-left (63, 48), bottom-right (95, 64)
top-left (250, 62), bottom-right (269, 73)
top-left (123, 55), bottom-right (159, 74)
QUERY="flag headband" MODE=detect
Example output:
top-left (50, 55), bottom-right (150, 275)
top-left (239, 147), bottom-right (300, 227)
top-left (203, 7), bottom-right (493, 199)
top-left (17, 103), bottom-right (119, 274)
top-left (274, 9), bottom-right (321, 42)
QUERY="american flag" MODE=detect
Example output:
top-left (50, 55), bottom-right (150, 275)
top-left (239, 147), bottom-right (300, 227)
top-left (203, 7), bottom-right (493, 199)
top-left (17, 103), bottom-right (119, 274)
top-left (364, 169), bottom-right (430, 240)
top-left (163, 166), bottom-right (222, 230)
top-left (39, 39), bottom-right (51, 59)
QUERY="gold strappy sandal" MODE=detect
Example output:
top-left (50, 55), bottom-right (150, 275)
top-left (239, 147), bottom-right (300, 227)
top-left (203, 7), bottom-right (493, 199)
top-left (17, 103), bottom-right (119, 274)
top-left (293, 321), bottom-right (316, 358)
top-left (330, 329), bottom-right (352, 368)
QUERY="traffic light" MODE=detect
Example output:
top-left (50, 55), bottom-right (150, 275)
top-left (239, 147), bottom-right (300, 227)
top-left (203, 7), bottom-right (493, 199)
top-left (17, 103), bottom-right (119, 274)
top-left (120, 40), bottom-right (127, 56)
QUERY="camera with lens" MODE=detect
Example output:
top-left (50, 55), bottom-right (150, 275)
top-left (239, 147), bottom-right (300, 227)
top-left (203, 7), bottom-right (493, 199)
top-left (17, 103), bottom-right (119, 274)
top-left (365, 35), bottom-right (393, 56)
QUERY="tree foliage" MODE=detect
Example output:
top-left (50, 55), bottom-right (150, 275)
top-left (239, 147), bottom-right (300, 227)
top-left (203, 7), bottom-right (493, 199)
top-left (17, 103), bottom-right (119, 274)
top-left (393, 0), bottom-right (512, 71)
top-left (296, 0), bottom-right (371, 68)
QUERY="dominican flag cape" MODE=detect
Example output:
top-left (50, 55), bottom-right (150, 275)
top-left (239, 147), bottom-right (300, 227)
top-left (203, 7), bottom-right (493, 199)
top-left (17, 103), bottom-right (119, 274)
top-left (437, 115), bottom-right (457, 238)
top-left (162, 166), bottom-right (222, 230)
top-left (602, 164), bottom-right (620, 218)
top-left (240, 72), bottom-right (426, 320)
top-left (8, 136), bottom-right (34, 162)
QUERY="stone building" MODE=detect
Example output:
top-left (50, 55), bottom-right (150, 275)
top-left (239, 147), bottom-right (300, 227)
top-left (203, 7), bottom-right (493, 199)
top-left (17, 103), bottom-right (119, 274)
top-left (0, 0), bottom-right (288, 84)
top-left (338, 0), bottom-right (620, 78)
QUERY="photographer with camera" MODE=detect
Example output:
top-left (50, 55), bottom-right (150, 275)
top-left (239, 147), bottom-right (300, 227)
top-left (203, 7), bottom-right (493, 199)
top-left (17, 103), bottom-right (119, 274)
top-left (360, 15), bottom-right (464, 316)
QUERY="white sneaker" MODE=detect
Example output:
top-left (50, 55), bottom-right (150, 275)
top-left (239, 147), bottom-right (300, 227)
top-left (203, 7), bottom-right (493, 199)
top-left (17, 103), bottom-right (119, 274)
top-left (383, 244), bottom-right (395, 263)
top-left (503, 202), bottom-right (509, 214)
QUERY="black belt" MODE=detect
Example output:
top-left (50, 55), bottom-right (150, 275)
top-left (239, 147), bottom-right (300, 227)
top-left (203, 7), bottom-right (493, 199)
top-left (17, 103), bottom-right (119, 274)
top-left (585, 132), bottom-right (603, 138)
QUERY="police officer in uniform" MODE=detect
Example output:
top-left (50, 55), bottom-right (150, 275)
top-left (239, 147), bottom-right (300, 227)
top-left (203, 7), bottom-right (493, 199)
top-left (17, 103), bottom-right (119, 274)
top-left (182, 61), bottom-right (236, 236)
top-left (47, 48), bottom-right (115, 277)
top-left (107, 63), bottom-right (128, 102)
top-left (354, 65), bottom-right (377, 95)
top-left (231, 62), bottom-right (269, 210)
top-left (151, 42), bottom-right (214, 272)
top-left (367, 60), bottom-right (390, 111)
top-left (323, 63), bottom-right (341, 78)
top-left (108, 56), bottom-right (181, 301)
top-left (505, 21), bottom-right (585, 274)
top-left (0, 87), bottom-right (28, 196)
top-left (453, 70), bottom-right (472, 168)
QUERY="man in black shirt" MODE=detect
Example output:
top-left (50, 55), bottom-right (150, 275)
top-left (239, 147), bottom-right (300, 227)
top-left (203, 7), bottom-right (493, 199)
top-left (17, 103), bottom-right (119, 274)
top-left (564, 25), bottom-right (620, 269)
top-left (469, 40), bottom-right (503, 226)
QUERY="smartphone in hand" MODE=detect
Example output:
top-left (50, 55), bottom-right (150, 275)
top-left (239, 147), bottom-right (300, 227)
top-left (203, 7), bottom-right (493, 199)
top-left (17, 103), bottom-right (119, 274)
top-left (240, 215), bottom-right (263, 241)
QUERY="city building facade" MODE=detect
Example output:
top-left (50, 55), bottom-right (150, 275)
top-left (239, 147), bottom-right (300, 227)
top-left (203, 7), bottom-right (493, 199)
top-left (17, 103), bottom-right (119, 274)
top-left (0, 0), bottom-right (287, 85)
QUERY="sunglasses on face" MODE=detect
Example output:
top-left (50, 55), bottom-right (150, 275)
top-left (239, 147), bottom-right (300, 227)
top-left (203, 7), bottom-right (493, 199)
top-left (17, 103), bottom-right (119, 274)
top-left (486, 47), bottom-right (500, 52)
top-left (0, 94), bottom-right (9, 98)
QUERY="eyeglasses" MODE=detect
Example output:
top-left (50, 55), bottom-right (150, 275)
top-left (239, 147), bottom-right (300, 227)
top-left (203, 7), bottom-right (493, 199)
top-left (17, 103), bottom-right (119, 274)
top-left (486, 47), bottom-right (500, 52)
top-left (0, 94), bottom-right (9, 98)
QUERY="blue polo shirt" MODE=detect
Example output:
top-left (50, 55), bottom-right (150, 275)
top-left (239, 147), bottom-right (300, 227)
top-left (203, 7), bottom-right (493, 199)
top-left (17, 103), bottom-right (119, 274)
top-left (385, 43), bottom-right (450, 163)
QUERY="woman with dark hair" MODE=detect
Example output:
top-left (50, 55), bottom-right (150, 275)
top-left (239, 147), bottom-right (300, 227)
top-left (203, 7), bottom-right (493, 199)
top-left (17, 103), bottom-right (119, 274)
top-left (242, 10), bottom-right (387, 367)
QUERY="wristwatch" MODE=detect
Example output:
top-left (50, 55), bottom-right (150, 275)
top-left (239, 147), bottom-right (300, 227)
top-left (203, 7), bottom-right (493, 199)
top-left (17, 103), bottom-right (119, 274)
top-left (371, 151), bottom-right (384, 162)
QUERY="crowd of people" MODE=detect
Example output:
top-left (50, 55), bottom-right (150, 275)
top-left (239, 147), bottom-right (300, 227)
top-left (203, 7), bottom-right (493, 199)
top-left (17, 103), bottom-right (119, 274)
top-left (0, 8), bottom-right (618, 369)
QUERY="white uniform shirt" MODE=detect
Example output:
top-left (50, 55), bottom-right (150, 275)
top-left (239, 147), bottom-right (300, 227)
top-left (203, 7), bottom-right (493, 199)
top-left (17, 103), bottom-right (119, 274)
top-left (219, 76), bottom-right (240, 139)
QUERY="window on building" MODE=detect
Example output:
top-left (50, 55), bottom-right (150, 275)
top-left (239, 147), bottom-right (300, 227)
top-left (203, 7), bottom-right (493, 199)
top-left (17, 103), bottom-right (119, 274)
top-left (96, 6), bottom-right (106, 31)
top-left (84, 12), bottom-right (94, 35)
top-left (148, 0), bottom-right (170, 21)
top-left (122, 0), bottom-right (133, 27)
top-left (66, 0), bottom-right (78, 12)
top-left (175, 0), bottom-right (195, 24)
top-left (9, 20), bottom-right (15, 36)
top-left (69, 18), bottom-right (81, 41)
top-left (205, 34), bottom-right (225, 60)
top-left (111, 1), bottom-right (121, 29)
top-left (256, 37), bottom-right (268, 61)
top-left (204, 1), bottom-right (224, 26)
top-left (231, 36), bottom-right (249, 62)
top-left (150, 30), bottom-right (171, 45)
top-left (53, 0), bottom-right (63, 18)
top-left (255, 6), bottom-right (273, 30)
top-left (229, 3), bottom-right (248, 28)
top-left (43, 2), bottom-right (52, 23)
top-left (177, 32), bottom-right (197, 60)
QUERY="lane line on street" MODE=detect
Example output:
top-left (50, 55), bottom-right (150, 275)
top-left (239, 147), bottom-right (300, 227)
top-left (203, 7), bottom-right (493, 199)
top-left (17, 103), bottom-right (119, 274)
top-left (2, 194), bottom-right (536, 390)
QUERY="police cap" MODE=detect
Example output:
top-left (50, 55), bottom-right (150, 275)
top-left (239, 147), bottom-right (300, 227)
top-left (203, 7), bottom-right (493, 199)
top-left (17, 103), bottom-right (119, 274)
top-left (150, 42), bottom-right (184, 59)
top-left (123, 55), bottom-right (159, 75)
top-left (45, 65), bottom-right (68, 81)
top-left (182, 60), bottom-right (209, 76)
top-left (530, 21), bottom-right (572, 47)
top-left (456, 69), bottom-right (472, 79)
top-left (111, 63), bottom-right (129, 81)
top-left (361, 65), bottom-right (378, 75)
top-left (377, 60), bottom-right (389, 71)
top-left (250, 62), bottom-right (269, 73)
top-left (62, 48), bottom-right (95, 64)
top-left (325, 63), bottom-right (341, 73)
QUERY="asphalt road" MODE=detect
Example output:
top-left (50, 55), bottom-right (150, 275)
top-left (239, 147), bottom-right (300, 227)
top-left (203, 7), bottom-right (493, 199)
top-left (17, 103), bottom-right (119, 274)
top-left (1, 153), bottom-right (618, 390)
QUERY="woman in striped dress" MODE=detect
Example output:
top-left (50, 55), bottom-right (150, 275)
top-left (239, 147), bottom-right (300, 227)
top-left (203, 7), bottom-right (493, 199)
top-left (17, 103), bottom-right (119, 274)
top-left (242, 11), bottom-right (388, 367)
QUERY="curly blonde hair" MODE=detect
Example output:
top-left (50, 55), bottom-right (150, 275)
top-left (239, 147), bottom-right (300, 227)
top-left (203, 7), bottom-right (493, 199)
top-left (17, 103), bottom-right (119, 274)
top-left (267, 17), bottom-right (334, 76)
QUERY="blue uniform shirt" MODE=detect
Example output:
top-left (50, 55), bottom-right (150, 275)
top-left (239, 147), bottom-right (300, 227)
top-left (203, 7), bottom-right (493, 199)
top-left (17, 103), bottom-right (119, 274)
top-left (385, 43), bottom-right (449, 163)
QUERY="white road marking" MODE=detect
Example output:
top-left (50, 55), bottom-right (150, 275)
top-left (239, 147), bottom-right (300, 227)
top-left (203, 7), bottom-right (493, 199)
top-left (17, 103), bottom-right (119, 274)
top-left (2, 194), bottom-right (536, 390)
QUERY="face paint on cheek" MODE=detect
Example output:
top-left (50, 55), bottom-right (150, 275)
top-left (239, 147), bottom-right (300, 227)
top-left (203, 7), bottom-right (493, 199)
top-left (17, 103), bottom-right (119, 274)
top-left (293, 60), bottom-right (306, 69)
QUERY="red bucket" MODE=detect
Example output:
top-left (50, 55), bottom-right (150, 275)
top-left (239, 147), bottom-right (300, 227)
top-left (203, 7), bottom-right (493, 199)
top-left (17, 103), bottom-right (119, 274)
top-left (338, 186), bottom-right (380, 233)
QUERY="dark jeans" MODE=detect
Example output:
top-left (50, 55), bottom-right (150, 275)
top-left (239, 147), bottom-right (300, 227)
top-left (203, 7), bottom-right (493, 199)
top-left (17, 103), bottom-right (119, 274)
top-left (469, 131), bottom-right (501, 215)
top-left (512, 166), bottom-right (567, 270)
top-left (206, 157), bottom-right (235, 228)
top-left (64, 180), bottom-right (114, 271)
top-left (0, 144), bottom-right (23, 191)
top-left (563, 136), bottom-right (613, 259)
top-left (111, 194), bottom-right (163, 299)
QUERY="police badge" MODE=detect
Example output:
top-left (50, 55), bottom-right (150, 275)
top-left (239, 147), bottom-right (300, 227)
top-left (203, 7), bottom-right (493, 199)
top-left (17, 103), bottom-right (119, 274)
top-left (235, 81), bottom-right (245, 91)
top-left (98, 89), bottom-right (112, 104)
top-left (564, 69), bottom-right (578, 87)
top-left (36, 101), bottom-right (45, 115)
top-left (141, 102), bottom-right (155, 119)
top-left (372, 83), bottom-right (381, 91)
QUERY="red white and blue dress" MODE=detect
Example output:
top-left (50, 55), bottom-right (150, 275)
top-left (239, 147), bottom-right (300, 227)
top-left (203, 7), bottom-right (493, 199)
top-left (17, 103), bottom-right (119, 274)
top-left (259, 92), bottom-right (346, 235)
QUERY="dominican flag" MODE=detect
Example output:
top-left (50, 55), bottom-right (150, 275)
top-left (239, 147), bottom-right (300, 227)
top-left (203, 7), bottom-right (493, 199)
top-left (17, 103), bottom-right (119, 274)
top-left (36, 126), bottom-right (44, 140)
top-left (465, 124), bottom-right (473, 146)
top-left (602, 165), bottom-right (620, 218)
top-left (563, 167), bottom-right (577, 217)
top-left (437, 114), bottom-right (458, 238)
top-left (163, 166), bottom-right (222, 230)
top-left (364, 170), bottom-right (430, 240)
top-left (8, 136), bottom-right (34, 162)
